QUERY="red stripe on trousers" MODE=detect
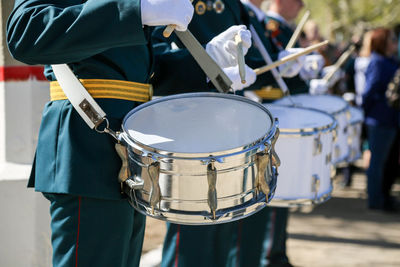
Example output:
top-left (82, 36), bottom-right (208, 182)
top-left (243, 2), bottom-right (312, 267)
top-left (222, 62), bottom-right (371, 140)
top-left (0, 66), bottom-right (46, 81)
top-left (267, 209), bottom-right (277, 257)
top-left (75, 196), bottom-right (82, 267)
top-left (174, 225), bottom-right (181, 267)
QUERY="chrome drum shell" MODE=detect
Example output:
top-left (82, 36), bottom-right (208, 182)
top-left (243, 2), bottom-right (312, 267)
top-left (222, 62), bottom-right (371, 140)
top-left (120, 93), bottom-right (280, 225)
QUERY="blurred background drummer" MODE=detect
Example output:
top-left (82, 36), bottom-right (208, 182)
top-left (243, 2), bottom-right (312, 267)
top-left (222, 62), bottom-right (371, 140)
top-left (244, 0), bottom-right (327, 103)
top-left (240, 0), bottom-right (325, 266)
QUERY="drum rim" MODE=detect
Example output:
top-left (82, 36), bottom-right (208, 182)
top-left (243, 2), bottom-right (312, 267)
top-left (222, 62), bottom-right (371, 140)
top-left (275, 93), bottom-right (350, 116)
top-left (121, 92), bottom-right (278, 159)
top-left (266, 104), bottom-right (337, 135)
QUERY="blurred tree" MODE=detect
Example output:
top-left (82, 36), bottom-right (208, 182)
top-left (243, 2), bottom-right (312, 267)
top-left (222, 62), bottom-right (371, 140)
top-left (301, 0), bottom-right (400, 43)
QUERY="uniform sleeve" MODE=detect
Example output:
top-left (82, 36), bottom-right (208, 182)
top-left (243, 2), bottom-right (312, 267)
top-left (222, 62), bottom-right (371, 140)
top-left (7, 0), bottom-right (146, 64)
top-left (362, 58), bottom-right (383, 111)
top-left (151, 27), bottom-right (210, 96)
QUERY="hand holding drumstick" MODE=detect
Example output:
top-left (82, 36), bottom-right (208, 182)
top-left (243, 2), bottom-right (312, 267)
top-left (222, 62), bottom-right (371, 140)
top-left (254, 40), bottom-right (329, 76)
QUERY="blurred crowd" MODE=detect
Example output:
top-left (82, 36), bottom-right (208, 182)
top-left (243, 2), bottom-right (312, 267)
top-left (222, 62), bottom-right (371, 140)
top-left (299, 21), bottom-right (400, 212)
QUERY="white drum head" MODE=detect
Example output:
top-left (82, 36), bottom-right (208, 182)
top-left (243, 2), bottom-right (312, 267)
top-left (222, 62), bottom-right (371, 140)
top-left (265, 104), bottom-right (334, 132)
top-left (275, 94), bottom-right (348, 115)
top-left (123, 94), bottom-right (273, 153)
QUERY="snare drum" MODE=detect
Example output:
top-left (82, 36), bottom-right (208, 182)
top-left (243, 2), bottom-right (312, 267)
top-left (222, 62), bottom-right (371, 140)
top-left (347, 106), bottom-right (364, 163)
top-left (118, 93), bottom-right (280, 225)
top-left (275, 94), bottom-right (350, 165)
top-left (265, 105), bottom-right (336, 206)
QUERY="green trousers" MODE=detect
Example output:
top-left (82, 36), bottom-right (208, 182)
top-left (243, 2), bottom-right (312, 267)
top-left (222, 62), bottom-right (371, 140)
top-left (44, 193), bottom-right (146, 267)
top-left (161, 207), bottom-right (289, 267)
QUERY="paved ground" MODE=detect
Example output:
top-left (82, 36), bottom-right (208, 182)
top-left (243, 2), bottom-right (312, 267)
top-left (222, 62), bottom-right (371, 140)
top-left (140, 160), bottom-right (400, 267)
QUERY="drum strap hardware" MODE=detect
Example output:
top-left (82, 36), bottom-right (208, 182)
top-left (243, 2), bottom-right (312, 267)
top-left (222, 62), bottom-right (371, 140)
top-left (51, 64), bottom-right (150, 141)
top-left (51, 64), bottom-right (108, 130)
top-left (207, 161), bottom-right (218, 220)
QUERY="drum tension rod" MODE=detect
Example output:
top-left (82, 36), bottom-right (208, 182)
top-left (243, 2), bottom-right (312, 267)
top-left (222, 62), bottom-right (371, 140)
top-left (207, 160), bottom-right (218, 220)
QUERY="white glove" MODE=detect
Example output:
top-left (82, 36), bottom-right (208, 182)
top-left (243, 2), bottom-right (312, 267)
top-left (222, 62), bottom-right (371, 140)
top-left (244, 91), bottom-right (262, 103)
top-left (278, 48), bottom-right (306, 78)
top-left (309, 79), bottom-right (328, 95)
top-left (322, 66), bottom-right (344, 87)
top-left (223, 65), bottom-right (256, 91)
top-left (300, 54), bottom-right (325, 80)
top-left (206, 25), bottom-right (252, 68)
top-left (141, 0), bottom-right (194, 31)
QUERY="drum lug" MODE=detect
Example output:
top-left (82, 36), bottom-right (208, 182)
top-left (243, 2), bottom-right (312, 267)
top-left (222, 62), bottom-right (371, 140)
top-left (115, 143), bottom-right (131, 183)
top-left (207, 161), bottom-right (218, 220)
top-left (148, 161), bottom-right (161, 214)
top-left (255, 152), bottom-right (272, 203)
top-left (311, 174), bottom-right (320, 201)
top-left (334, 145), bottom-right (341, 159)
top-left (325, 153), bottom-right (332, 165)
top-left (256, 128), bottom-right (280, 203)
top-left (332, 127), bottom-right (338, 142)
top-left (313, 134), bottom-right (322, 156)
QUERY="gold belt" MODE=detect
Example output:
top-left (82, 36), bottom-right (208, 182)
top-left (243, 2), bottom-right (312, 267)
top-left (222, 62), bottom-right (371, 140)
top-left (50, 79), bottom-right (153, 102)
top-left (253, 87), bottom-right (283, 100)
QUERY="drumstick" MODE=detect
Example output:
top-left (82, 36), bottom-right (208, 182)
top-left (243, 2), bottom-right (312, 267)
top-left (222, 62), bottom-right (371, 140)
top-left (285, 10), bottom-right (310, 50)
top-left (163, 0), bottom-right (194, 38)
top-left (163, 25), bottom-right (176, 38)
top-left (235, 34), bottom-right (246, 84)
top-left (323, 44), bottom-right (356, 82)
top-left (254, 40), bottom-right (329, 76)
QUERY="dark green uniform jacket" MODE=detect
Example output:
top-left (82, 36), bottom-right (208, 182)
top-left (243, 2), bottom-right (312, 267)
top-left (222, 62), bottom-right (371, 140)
top-left (263, 14), bottom-right (308, 94)
top-left (7, 0), bottom-right (203, 200)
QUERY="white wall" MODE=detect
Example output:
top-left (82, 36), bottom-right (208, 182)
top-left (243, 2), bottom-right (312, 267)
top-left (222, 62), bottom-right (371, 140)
top-left (0, 79), bottom-right (52, 267)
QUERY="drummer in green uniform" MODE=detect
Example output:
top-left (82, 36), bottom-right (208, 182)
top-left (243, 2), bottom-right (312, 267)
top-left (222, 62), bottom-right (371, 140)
top-left (7, 1), bottom-right (259, 266)
top-left (3, 0), bottom-right (253, 266)
top-left (151, 1), bottom-right (308, 266)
